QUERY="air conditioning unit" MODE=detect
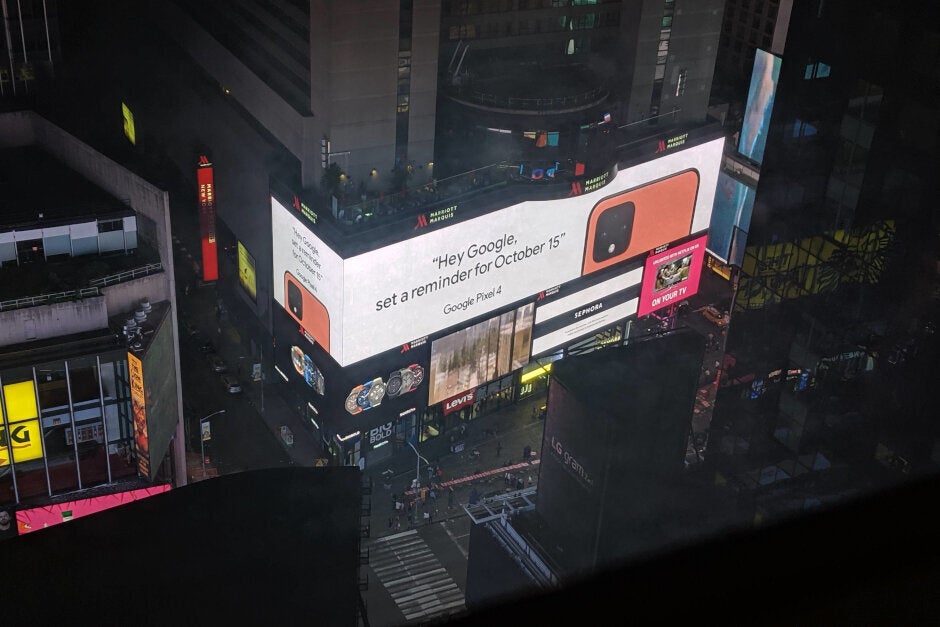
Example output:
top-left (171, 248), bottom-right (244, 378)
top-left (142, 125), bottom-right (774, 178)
top-left (139, 299), bottom-right (152, 314)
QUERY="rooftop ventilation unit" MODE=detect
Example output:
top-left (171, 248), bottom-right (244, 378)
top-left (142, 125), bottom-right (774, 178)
top-left (140, 299), bottom-right (152, 314)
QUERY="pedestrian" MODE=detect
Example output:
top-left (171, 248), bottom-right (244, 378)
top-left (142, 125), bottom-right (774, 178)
top-left (391, 493), bottom-right (398, 511)
top-left (523, 445), bottom-right (531, 461)
top-left (395, 516), bottom-right (401, 530)
top-left (448, 486), bottom-right (455, 508)
top-left (428, 510), bottom-right (434, 525)
top-left (423, 511), bottom-right (430, 525)
top-left (388, 516), bottom-right (393, 529)
top-left (496, 440), bottom-right (502, 457)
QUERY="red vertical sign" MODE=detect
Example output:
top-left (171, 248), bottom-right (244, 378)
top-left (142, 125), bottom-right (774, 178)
top-left (197, 156), bottom-right (219, 282)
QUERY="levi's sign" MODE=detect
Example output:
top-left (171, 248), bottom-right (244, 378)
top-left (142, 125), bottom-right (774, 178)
top-left (442, 390), bottom-right (475, 415)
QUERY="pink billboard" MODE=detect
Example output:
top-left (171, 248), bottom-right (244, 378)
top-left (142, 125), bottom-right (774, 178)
top-left (637, 235), bottom-right (708, 317)
top-left (15, 484), bottom-right (170, 534)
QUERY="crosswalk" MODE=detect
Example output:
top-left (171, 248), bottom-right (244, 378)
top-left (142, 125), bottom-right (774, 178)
top-left (370, 529), bottom-right (466, 622)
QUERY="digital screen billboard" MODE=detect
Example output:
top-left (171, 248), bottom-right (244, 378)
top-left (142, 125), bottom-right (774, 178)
top-left (272, 137), bottom-right (724, 366)
top-left (238, 241), bottom-right (257, 301)
top-left (128, 351), bottom-right (149, 477)
top-left (15, 485), bottom-right (170, 534)
top-left (637, 235), bottom-right (708, 317)
top-left (738, 49), bottom-right (782, 165)
top-left (197, 157), bottom-right (219, 282)
top-left (0, 380), bottom-right (44, 467)
top-left (428, 304), bottom-right (534, 406)
top-left (708, 172), bottom-right (755, 266)
top-left (531, 265), bottom-right (642, 357)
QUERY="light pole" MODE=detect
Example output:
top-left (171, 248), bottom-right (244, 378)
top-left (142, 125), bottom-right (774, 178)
top-left (200, 410), bottom-right (226, 477)
top-left (407, 440), bottom-right (429, 493)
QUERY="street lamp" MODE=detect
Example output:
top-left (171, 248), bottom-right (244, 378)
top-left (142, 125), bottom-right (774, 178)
top-left (406, 440), bottom-right (429, 493)
top-left (200, 410), bottom-right (226, 477)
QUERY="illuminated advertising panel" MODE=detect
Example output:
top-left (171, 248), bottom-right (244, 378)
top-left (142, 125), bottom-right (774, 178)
top-left (1, 381), bottom-right (44, 466)
top-left (15, 484), bottom-right (170, 534)
top-left (428, 304), bottom-right (533, 406)
top-left (738, 49), bottom-right (782, 165)
top-left (237, 241), bottom-right (257, 301)
top-left (197, 156), bottom-right (219, 282)
top-left (121, 102), bottom-right (136, 145)
top-left (138, 311), bottom-right (179, 481)
top-left (128, 352), bottom-right (149, 478)
top-left (637, 235), bottom-right (708, 317)
top-left (272, 138), bottom-right (724, 366)
top-left (531, 265), bottom-right (642, 357)
top-left (708, 172), bottom-right (756, 265)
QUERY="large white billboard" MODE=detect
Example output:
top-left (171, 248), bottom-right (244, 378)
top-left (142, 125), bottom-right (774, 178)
top-left (273, 137), bottom-right (724, 366)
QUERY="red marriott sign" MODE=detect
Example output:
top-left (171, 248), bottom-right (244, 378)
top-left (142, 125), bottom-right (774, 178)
top-left (197, 155), bottom-right (219, 282)
top-left (442, 390), bottom-right (475, 415)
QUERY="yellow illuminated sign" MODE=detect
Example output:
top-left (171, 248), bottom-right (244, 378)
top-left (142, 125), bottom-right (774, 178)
top-left (2, 380), bottom-right (38, 421)
top-left (1, 418), bottom-right (44, 466)
top-left (520, 363), bottom-right (552, 384)
top-left (237, 241), bottom-right (257, 301)
top-left (1, 380), bottom-right (44, 466)
top-left (122, 102), bottom-right (136, 145)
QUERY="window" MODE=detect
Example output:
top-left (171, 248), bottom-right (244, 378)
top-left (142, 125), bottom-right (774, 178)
top-left (98, 219), bottom-right (123, 233)
top-left (675, 68), bottom-right (687, 97)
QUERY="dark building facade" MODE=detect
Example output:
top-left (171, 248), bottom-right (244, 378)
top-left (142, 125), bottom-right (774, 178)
top-left (705, 0), bottom-right (940, 522)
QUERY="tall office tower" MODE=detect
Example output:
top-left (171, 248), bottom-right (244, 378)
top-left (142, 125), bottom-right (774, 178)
top-left (707, 0), bottom-right (940, 523)
top-left (435, 0), bottom-right (726, 176)
top-left (154, 0), bottom-right (441, 189)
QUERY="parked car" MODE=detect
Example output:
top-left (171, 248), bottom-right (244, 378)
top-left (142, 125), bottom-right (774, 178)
top-left (703, 306), bottom-right (729, 326)
top-left (206, 353), bottom-right (227, 373)
top-left (220, 373), bottom-right (242, 394)
top-left (197, 337), bottom-right (215, 354)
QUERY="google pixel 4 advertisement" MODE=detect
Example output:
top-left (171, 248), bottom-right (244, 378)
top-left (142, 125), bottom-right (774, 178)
top-left (582, 169), bottom-right (699, 275)
top-left (285, 270), bottom-right (330, 352)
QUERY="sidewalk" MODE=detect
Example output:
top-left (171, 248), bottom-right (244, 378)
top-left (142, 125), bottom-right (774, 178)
top-left (363, 394), bottom-right (548, 538)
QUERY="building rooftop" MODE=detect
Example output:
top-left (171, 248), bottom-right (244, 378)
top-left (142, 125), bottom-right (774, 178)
top-left (0, 467), bottom-right (364, 625)
top-left (0, 146), bottom-right (133, 231)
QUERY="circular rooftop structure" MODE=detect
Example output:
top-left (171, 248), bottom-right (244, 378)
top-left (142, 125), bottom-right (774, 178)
top-left (445, 62), bottom-right (608, 115)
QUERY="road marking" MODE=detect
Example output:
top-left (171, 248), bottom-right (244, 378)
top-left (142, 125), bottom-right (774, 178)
top-left (443, 522), bottom-right (469, 558)
top-left (370, 529), bottom-right (466, 621)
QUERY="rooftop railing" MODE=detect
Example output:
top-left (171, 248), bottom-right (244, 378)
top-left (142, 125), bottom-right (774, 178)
top-left (89, 262), bottom-right (164, 288)
top-left (0, 287), bottom-right (100, 312)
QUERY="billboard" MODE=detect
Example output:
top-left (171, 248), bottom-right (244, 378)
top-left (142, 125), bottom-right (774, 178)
top-left (197, 156), bottom-right (219, 282)
top-left (1, 380), bottom-right (44, 466)
top-left (272, 137), bottom-right (724, 366)
top-left (238, 241), bottom-right (257, 301)
top-left (428, 304), bottom-right (533, 406)
top-left (128, 352), bottom-right (149, 477)
top-left (637, 235), bottom-right (708, 317)
top-left (738, 49), bottom-right (782, 165)
top-left (531, 264), bottom-right (642, 357)
top-left (708, 172), bottom-right (755, 265)
top-left (15, 485), bottom-right (170, 534)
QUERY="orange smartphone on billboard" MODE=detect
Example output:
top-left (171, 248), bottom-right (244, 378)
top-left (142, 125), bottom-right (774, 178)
top-left (284, 271), bottom-right (330, 352)
top-left (582, 169), bottom-right (700, 276)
